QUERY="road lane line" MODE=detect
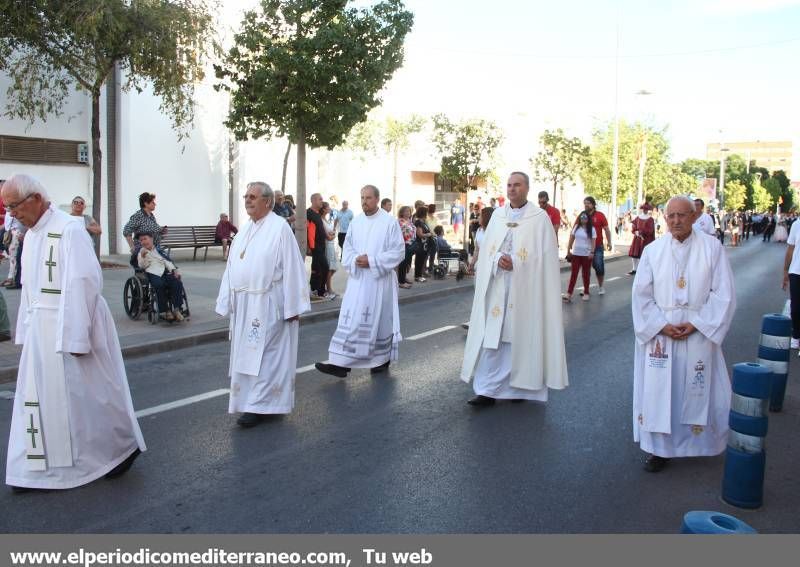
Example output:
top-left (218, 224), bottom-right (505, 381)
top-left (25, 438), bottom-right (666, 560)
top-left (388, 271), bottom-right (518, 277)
top-left (407, 325), bottom-right (457, 340)
top-left (135, 325), bottom-right (458, 417)
top-left (135, 389), bottom-right (230, 418)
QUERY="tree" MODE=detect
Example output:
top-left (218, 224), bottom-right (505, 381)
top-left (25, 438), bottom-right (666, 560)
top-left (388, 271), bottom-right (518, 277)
top-left (752, 181), bottom-right (773, 212)
top-left (679, 158), bottom-right (715, 180)
top-left (772, 170), bottom-right (792, 211)
top-left (216, 0), bottom-right (413, 254)
top-left (532, 128), bottom-right (589, 211)
top-left (582, 120), bottom-right (694, 206)
top-left (764, 177), bottom-right (782, 210)
top-left (430, 114), bottom-right (503, 246)
top-left (0, 0), bottom-right (217, 253)
top-left (347, 114), bottom-right (426, 211)
top-left (723, 180), bottom-right (747, 211)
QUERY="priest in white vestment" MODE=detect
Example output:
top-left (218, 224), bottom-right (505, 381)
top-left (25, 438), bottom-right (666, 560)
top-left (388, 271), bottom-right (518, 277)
top-left (3, 174), bottom-right (145, 491)
top-left (216, 182), bottom-right (310, 428)
top-left (632, 195), bottom-right (736, 472)
top-left (461, 172), bottom-right (568, 406)
top-left (692, 198), bottom-right (716, 236)
top-left (315, 185), bottom-right (405, 377)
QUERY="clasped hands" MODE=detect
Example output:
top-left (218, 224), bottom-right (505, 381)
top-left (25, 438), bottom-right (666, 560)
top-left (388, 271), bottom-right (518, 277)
top-left (661, 322), bottom-right (696, 341)
top-left (355, 254), bottom-right (370, 268)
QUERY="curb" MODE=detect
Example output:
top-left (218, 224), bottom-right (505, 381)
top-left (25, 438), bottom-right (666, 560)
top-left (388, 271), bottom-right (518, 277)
top-left (0, 251), bottom-right (629, 385)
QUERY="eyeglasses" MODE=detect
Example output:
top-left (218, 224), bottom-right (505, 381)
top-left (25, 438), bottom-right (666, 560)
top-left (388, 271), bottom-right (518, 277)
top-left (5, 193), bottom-right (34, 210)
top-left (72, 200), bottom-right (85, 205)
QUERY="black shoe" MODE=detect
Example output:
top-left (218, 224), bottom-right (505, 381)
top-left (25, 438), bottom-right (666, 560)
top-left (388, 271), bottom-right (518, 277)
top-left (315, 362), bottom-right (350, 378)
top-left (0, 331), bottom-right (11, 343)
top-left (467, 395), bottom-right (496, 407)
top-left (370, 361), bottom-right (390, 374)
top-left (510, 399), bottom-right (526, 403)
top-left (10, 485), bottom-right (34, 493)
top-left (461, 323), bottom-right (470, 330)
top-left (627, 270), bottom-right (636, 275)
top-left (643, 454), bottom-right (669, 473)
top-left (105, 448), bottom-right (141, 479)
top-left (236, 412), bottom-right (265, 428)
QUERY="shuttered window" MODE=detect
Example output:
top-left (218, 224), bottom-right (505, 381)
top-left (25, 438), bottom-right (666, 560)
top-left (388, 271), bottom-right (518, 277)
top-left (0, 135), bottom-right (88, 165)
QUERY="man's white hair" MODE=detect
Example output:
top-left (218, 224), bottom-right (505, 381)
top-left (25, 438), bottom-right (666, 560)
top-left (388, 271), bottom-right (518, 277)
top-left (247, 181), bottom-right (274, 206)
top-left (666, 195), bottom-right (696, 213)
top-left (2, 174), bottom-right (50, 200)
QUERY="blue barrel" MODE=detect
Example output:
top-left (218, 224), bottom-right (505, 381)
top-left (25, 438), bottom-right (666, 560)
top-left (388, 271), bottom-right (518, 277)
top-left (757, 333), bottom-right (791, 411)
top-left (760, 313), bottom-right (792, 338)
top-left (681, 511), bottom-right (757, 534)
top-left (722, 363), bottom-right (771, 509)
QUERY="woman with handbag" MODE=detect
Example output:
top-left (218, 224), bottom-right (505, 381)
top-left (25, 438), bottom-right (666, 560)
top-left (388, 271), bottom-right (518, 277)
top-left (563, 212), bottom-right (597, 302)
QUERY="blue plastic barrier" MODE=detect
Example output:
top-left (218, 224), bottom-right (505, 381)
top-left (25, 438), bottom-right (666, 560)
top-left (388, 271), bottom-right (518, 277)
top-left (681, 511), bottom-right (757, 534)
top-left (758, 314), bottom-right (791, 412)
top-left (722, 362), bottom-right (770, 509)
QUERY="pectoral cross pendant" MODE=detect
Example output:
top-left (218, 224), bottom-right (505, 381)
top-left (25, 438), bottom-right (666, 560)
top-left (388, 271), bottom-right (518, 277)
top-left (677, 276), bottom-right (686, 289)
top-left (240, 251), bottom-right (245, 259)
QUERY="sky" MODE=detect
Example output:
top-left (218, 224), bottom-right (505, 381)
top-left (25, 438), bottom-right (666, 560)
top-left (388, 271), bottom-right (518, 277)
top-left (374, 0), bottom-right (800, 173)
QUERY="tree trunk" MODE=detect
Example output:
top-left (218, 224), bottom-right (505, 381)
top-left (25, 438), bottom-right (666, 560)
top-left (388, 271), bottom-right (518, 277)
top-left (90, 90), bottom-right (102, 256)
top-left (295, 132), bottom-right (307, 256)
top-left (553, 178), bottom-right (559, 210)
top-left (281, 138), bottom-right (291, 193)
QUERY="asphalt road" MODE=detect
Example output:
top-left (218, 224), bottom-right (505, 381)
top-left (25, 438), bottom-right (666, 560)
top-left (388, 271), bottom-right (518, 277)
top-left (1, 237), bottom-right (798, 533)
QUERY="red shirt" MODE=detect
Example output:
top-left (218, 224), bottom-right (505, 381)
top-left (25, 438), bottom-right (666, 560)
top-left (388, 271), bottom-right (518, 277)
top-left (544, 204), bottom-right (560, 228)
top-left (590, 210), bottom-right (608, 246)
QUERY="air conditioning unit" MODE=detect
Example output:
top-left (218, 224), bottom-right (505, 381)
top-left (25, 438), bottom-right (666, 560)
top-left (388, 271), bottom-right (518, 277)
top-left (77, 143), bottom-right (89, 164)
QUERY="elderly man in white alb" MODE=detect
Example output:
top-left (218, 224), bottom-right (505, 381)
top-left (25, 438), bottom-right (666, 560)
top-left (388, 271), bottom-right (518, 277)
top-left (461, 172), bottom-right (568, 406)
top-left (315, 185), bottom-right (405, 378)
top-left (216, 181), bottom-right (310, 428)
top-left (632, 195), bottom-right (736, 472)
top-left (3, 174), bottom-right (145, 492)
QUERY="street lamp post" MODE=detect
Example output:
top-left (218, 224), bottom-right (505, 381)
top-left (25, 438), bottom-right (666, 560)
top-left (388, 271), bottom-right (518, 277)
top-left (634, 90), bottom-right (653, 208)
top-left (719, 146), bottom-right (729, 209)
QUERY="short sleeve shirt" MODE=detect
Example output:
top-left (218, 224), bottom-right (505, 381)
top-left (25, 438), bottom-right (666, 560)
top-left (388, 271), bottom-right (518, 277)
top-left (787, 221), bottom-right (800, 275)
top-left (545, 204), bottom-right (561, 228)
top-left (590, 211), bottom-right (608, 247)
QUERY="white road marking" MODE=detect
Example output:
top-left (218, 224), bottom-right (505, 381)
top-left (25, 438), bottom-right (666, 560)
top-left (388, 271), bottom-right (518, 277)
top-left (406, 325), bottom-right (457, 340)
top-left (135, 389), bottom-right (230, 418)
top-left (297, 363), bottom-right (322, 374)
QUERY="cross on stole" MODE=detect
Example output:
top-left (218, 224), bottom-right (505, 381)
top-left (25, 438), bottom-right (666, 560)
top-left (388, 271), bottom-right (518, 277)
top-left (45, 245), bottom-right (57, 283)
top-left (27, 414), bottom-right (39, 448)
top-left (342, 310), bottom-right (351, 325)
top-left (362, 307), bottom-right (371, 323)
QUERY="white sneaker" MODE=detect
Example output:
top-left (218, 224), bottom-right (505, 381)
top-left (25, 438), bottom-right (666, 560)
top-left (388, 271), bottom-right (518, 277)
top-left (324, 292), bottom-right (337, 300)
top-left (791, 338), bottom-right (799, 349)
top-left (598, 286), bottom-right (606, 295)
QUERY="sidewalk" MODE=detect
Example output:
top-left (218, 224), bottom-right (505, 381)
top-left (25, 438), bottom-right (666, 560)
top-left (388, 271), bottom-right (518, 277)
top-left (0, 244), bottom-right (629, 383)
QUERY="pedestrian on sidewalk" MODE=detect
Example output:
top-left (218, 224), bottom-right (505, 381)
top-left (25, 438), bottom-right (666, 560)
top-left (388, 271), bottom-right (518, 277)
top-left (627, 203), bottom-right (656, 275)
top-left (397, 205), bottom-right (416, 289)
top-left (562, 212), bottom-right (596, 302)
top-left (3, 174), bottom-right (146, 491)
top-left (632, 196), bottom-right (736, 473)
top-left (322, 202), bottom-right (338, 299)
top-left (461, 172), bottom-right (568, 407)
top-left (215, 181), bottom-right (310, 428)
top-left (537, 191), bottom-right (561, 243)
top-left (584, 196), bottom-right (613, 295)
top-left (315, 185), bottom-right (405, 378)
top-left (335, 200), bottom-right (353, 258)
top-left (412, 206), bottom-right (433, 283)
top-left (307, 193), bottom-right (331, 300)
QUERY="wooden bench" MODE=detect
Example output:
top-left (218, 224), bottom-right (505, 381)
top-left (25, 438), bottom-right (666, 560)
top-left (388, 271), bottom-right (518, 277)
top-left (160, 225), bottom-right (220, 261)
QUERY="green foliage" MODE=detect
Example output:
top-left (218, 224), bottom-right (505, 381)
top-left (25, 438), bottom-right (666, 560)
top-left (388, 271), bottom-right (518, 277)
top-left (216, 0), bottom-right (414, 150)
top-left (581, 120), bottom-right (695, 206)
top-left (679, 158), bottom-right (715, 179)
top-left (723, 180), bottom-right (747, 211)
top-left (430, 114), bottom-right (503, 192)
top-left (532, 129), bottom-right (589, 199)
top-left (0, 0), bottom-right (217, 137)
top-left (346, 114), bottom-right (426, 157)
top-left (751, 181), bottom-right (773, 212)
top-left (764, 177), bottom-right (782, 206)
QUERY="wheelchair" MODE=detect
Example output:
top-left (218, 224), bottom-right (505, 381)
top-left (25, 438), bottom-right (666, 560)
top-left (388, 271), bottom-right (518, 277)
top-left (123, 270), bottom-right (190, 324)
top-left (433, 249), bottom-right (469, 281)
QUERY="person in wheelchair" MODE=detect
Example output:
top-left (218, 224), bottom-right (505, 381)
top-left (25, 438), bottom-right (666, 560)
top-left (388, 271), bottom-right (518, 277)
top-left (136, 232), bottom-right (186, 322)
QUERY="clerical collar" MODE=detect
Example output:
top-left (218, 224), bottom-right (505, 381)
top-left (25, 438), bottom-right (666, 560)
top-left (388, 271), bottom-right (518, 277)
top-left (30, 203), bottom-right (55, 232)
top-left (509, 200), bottom-right (528, 210)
